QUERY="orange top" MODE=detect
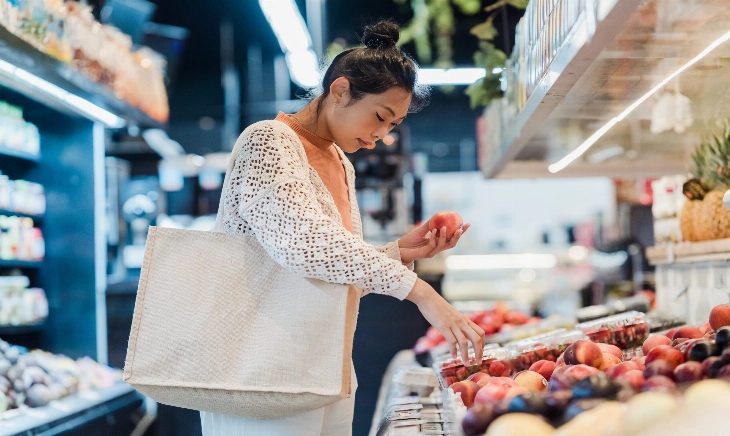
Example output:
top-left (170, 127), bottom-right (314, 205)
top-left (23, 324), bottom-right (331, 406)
top-left (275, 112), bottom-right (353, 233)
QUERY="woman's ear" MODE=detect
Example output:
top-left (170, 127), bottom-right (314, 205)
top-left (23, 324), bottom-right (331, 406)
top-left (329, 77), bottom-right (351, 106)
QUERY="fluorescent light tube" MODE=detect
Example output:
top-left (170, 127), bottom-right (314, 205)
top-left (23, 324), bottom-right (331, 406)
top-left (549, 29), bottom-right (730, 173)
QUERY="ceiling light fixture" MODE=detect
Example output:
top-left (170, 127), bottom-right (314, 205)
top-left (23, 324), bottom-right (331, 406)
top-left (548, 29), bottom-right (730, 174)
top-left (0, 59), bottom-right (126, 128)
top-left (259, 0), bottom-right (320, 88)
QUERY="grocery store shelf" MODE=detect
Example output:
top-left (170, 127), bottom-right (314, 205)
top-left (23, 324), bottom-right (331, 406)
top-left (0, 25), bottom-right (161, 128)
top-left (0, 383), bottom-right (143, 436)
top-left (0, 146), bottom-right (40, 162)
top-left (0, 321), bottom-right (45, 335)
top-left (494, 160), bottom-right (686, 179)
top-left (483, 0), bottom-right (730, 178)
top-left (482, 0), bottom-right (644, 178)
top-left (0, 260), bottom-right (42, 269)
top-left (0, 209), bottom-right (43, 221)
top-left (647, 239), bottom-right (730, 265)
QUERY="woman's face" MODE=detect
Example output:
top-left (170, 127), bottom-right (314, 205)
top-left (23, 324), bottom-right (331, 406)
top-left (326, 82), bottom-right (411, 153)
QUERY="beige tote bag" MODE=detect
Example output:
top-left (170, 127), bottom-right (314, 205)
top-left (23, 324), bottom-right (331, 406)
top-left (123, 225), bottom-right (360, 419)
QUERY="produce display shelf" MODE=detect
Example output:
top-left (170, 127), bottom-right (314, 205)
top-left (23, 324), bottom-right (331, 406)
top-left (0, 383), bottom-right (143, 436)
top-left (646, 239), bottom-right (730, 265)
top-left (0, 210), bottom-right (43, 222)
top-left (0, 25), bottom-right (161, 128)
top-left (481, 0), bottom-right (643, 178)
top-left (0, 322), bottom-right (45, 335)
top-left (0, 260), bottom-right (42, 269)
top-left (369, 349), bottom-right (418, 436)
top-left (0, 147), bottom-right (39, 163)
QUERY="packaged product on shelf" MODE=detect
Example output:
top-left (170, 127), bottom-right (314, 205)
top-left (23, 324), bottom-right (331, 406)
top-left (506, 329), bottom-right (587, 372)
top-left (0, 276), bottom-right (48, 325)
top-left (392, 367), bottom-right (440, 398)
top-left (0, 215), bottom-right (44, 261)
top-left (0, 102), bottom-right (40, 156)
top-left (574, 311), bottom-right (650, 350)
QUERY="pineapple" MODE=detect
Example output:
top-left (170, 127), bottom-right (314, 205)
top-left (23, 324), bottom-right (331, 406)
top-left (679, 200), bottom-right (697, 241)
top-left (704, 131), bottom-right (730, 240)
top-left (682, 141), bottom-right (712, 241)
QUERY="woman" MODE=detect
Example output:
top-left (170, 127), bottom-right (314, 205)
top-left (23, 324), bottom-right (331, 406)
top-left (201, 20), bottom-right (485, 436)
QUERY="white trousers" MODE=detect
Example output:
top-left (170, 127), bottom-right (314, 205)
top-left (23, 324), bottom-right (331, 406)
top-left (200, 365), bottom-right (357, 436)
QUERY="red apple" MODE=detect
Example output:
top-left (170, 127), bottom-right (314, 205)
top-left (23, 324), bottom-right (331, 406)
top-left (643, 334), bottom-right (672, 356)
top-left (529, 360), bottom-right (557, 381)
top-left (665, 328), bottom-right (678, 339)
top-left (596, 343), bottom-right (622, 359)
top-left (672, 326), bottom-right (704, 341)
top-left (710, 304), bottom-right (730, 331)
top-left (451, 380), bottom-right (480, 407)
top-left (428, 211), bottom-right (463, 239)
top-left (616, 369), bottom-right (645, 390)
top-left (512, 371), bottom-right (548, 391)
top-left (645, 345), bottom-right (685, 369)
top-left (475, 383), bottom-right (510, 405)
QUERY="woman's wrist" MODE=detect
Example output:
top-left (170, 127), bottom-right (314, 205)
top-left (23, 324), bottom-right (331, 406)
top-left (406, 279), bottom-right (432, 305)
top-left (397, 240), bottom-right (413, 265)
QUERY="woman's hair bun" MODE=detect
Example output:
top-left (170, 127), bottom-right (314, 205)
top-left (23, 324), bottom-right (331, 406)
top-left (361, 20), bottom-right (400, 49)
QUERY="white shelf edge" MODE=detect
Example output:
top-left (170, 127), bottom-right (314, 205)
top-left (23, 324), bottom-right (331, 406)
top-left (482, 0), bottom-right (645, 178)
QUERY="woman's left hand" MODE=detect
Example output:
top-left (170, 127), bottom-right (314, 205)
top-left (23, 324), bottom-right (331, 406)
top-left (398, 220), bottom-right (470, 265)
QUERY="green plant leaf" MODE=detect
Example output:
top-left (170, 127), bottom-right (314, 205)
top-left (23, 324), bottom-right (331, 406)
top-left (506, 0), bottom-right (529, 9)
top-left (452, 0), bottom-right (481, 15)
top-left (470, 20), bottom-right (498, 41)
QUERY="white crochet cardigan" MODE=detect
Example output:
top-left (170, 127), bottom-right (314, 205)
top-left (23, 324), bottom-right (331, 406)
top-left (220, 120), bottom-right (418, 300)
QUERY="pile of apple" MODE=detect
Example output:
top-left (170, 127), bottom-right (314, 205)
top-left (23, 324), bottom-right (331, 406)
top-left (415, 303), bottom-right (540, 356)
top-left (451, 303), bottom-right (730, 435)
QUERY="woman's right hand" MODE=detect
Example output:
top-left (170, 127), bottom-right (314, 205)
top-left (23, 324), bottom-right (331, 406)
top-left (406, 278), bottom-right (485, 363)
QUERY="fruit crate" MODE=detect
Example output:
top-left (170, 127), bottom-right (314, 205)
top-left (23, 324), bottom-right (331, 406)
top-left (574, 311), bottom-right (650, 350)
top-left (505, 330), bottom-right (588, 372)
top-left (434, 347), bottom-right (511, 389)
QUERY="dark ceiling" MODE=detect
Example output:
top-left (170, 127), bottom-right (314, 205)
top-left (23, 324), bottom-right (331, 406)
top-left (95, 0), bottom-right (523, 171)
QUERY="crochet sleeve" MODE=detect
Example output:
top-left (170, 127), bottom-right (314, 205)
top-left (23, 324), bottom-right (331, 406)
top-left (375, 241), bottom-right (415, 272)
top-left (226, 122), bottom-right (418, 300)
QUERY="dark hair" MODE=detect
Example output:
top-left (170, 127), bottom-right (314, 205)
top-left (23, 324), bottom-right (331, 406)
top-left (315, 20), bottom-right (430, 113)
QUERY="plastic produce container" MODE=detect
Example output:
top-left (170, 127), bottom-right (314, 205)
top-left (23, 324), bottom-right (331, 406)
top-left (574, 311), bottom-right (650, 350)
top-left (435, 347), bottom-right (510, 388)
top-left (506, 330), bottom-right (588, 372)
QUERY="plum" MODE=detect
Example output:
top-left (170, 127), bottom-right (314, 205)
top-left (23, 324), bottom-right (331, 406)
top-left (563, 398), bottom-right (607, 422)
top-left (673, 361), bottom-right (704, 383)
top-left (571, 372), bottom-right (618, 399)
top-left (643, 360), bottom-right (676, 381)
top-left (462, 403), bottom-right (498, 436)
top-left (506, 391), bottom-right (549, 415)
top-left (715, 327), bottom-right (730, 351)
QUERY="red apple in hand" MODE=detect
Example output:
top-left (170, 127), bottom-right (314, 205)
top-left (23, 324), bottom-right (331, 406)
top-left (428, 211), bottom-right (463, 239)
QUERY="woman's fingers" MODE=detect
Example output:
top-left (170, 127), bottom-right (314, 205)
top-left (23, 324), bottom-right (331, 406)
top-left (444, 329), bottom-right (459, 360)
top-left (451, 325), bottom-right (471, 364)
top-left (463, 319), bottom-right (486, 363)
